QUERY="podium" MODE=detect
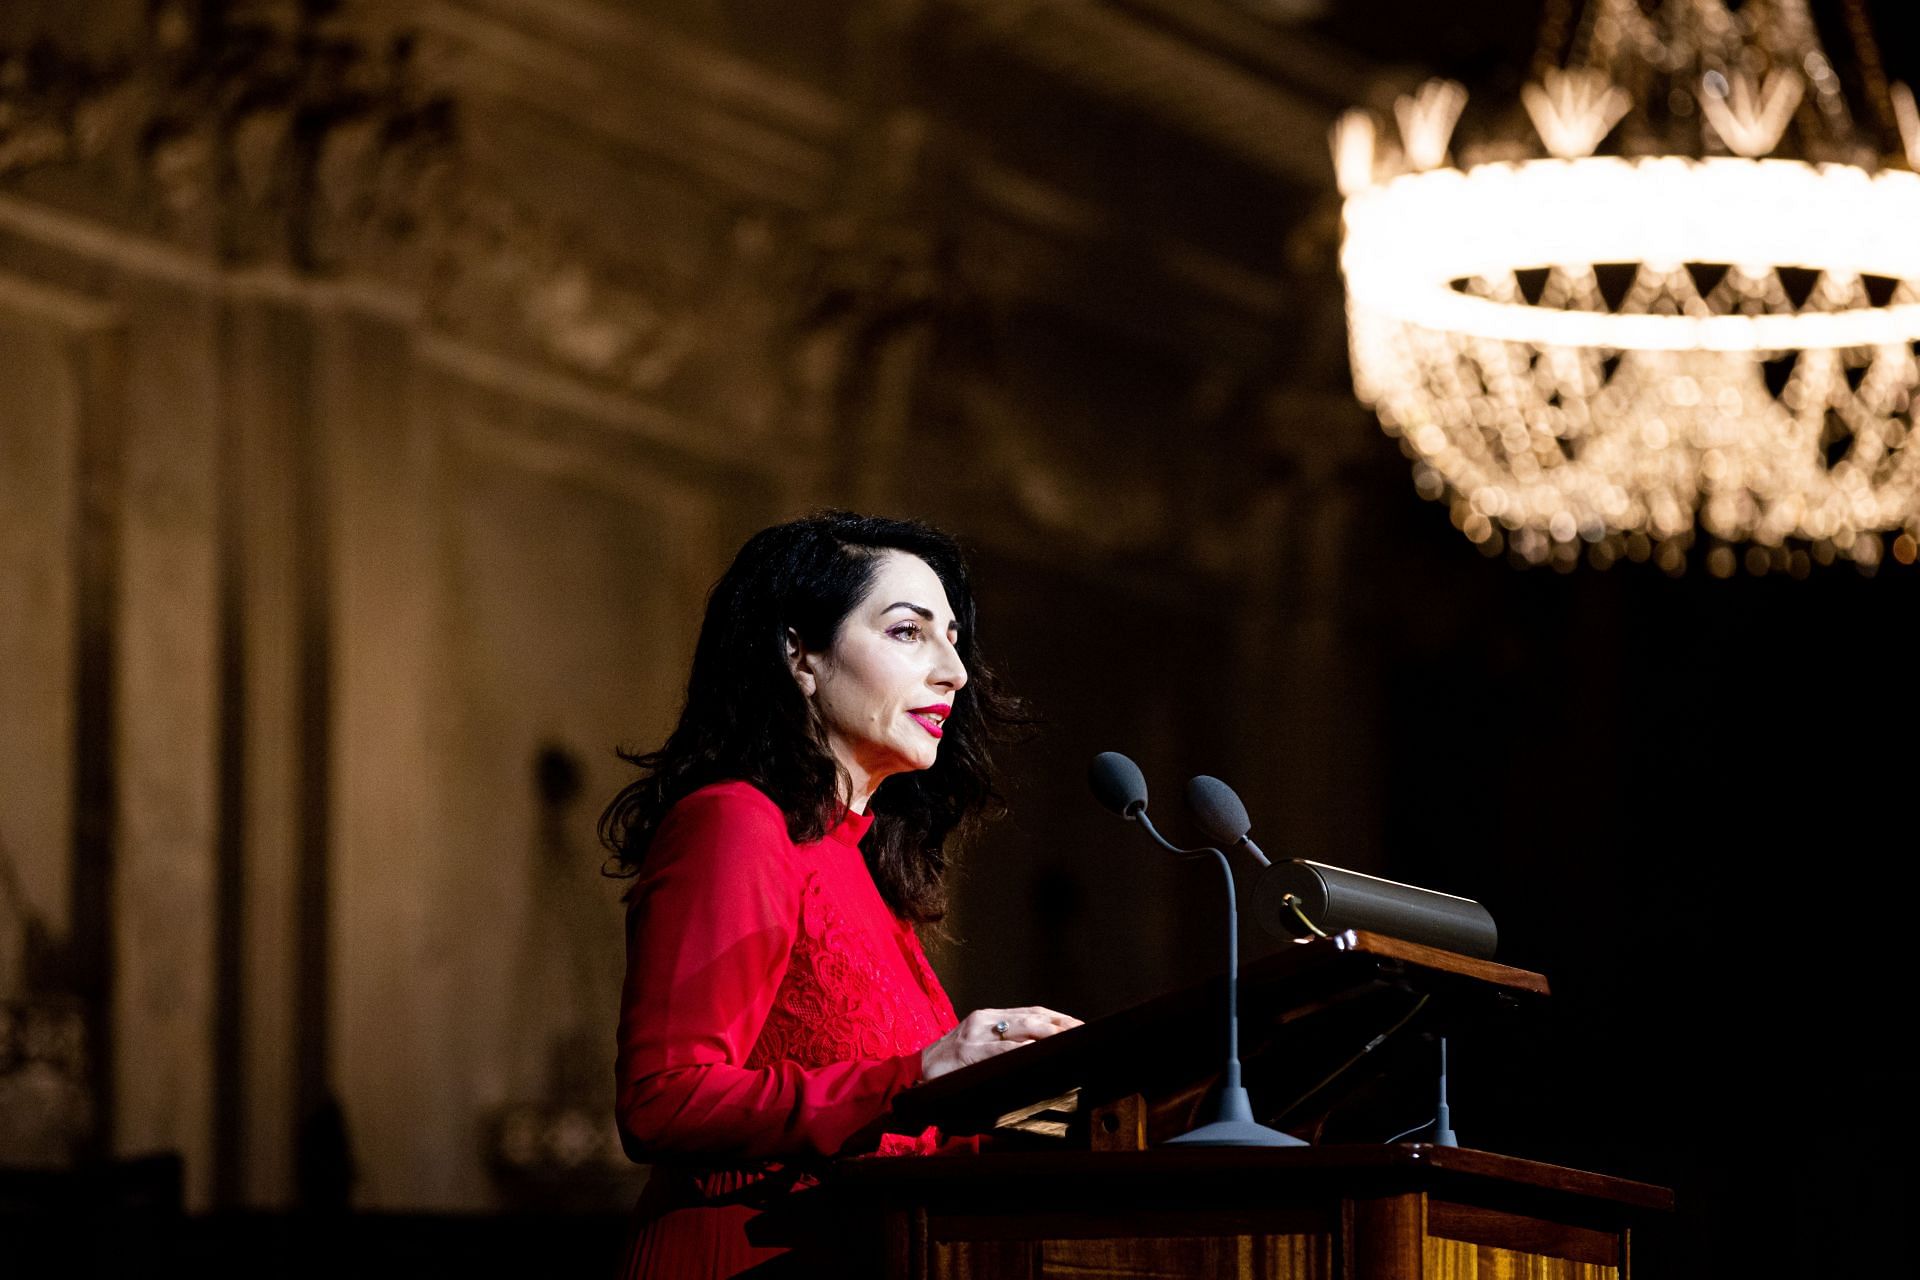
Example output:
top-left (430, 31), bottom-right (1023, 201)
top-left (749, 931), bottom-right (1672, 1277)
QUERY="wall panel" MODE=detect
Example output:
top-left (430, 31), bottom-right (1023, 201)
top-left (0, 283), bottom-right (89, 943)
top-left (112, 275), bottom-right (222, 1206)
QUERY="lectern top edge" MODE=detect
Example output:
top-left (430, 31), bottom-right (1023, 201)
top-left (1332, 930), bottom-right (1551, 996)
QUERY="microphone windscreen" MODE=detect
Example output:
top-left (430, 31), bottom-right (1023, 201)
top-left (1185, 775), bottom-right (1251, 845)
top-left (1087, 752), bottom-right (1149, 817)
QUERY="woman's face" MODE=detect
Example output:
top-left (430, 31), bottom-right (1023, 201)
top-left (791, 550), bottom-right (969, 811)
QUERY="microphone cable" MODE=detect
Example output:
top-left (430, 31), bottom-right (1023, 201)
top-left (1383, 1115), bottom-right (1439, 1144)
top-left (1269, 992), bottom-right (1430, 1128)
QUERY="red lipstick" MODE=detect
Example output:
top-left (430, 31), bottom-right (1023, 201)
top-left (907, 704), bottom-right (951, 739)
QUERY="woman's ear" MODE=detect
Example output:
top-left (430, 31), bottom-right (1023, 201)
top-left (786, 627), bottom-right (818, 697)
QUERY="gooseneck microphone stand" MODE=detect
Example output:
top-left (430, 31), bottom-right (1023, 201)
top-left (1132, 810), bottom-right (1304, 1147)
top-left (1433, 1036), bottom-right (1459, 1148)
top-left (1089, 753), bottom-right (1304, 1148)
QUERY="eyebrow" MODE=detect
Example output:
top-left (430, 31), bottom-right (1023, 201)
top-left (882, 602), bottom-right (960, 634)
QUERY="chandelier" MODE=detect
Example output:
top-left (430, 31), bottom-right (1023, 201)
top-left (1335, 0), bottom-right (1920, 574)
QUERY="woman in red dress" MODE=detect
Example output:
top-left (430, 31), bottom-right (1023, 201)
top-left (600, 512), bottom-right (1079, 1277)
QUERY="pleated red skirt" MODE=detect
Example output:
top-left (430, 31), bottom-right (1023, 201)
top-left (618, 1167), bottom-right (787, 1279)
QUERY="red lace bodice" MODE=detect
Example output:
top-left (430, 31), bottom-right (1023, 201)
top-left (747, 859), bottom-right (957, 1073)
top-left (615, 781), bottom-right (961, 1278)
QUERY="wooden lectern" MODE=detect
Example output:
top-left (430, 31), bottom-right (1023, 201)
top-left (749, 931), bottom-right (1672, 1278)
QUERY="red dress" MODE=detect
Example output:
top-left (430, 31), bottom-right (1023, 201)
top-left (614, 781), bottom-right (959, 1278)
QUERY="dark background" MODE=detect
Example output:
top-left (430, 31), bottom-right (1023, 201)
top-left (946, 4), bottom-right (1920, 1275)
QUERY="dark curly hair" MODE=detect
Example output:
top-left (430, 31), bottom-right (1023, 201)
top-left (598, 511), bottom-right (1026, 924)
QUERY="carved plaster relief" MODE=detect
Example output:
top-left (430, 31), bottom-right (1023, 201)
top-left (0, 2), bottom-right (923, 466)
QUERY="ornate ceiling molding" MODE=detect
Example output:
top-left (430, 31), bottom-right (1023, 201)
top-left (0, 4), bottom-right (459, 272)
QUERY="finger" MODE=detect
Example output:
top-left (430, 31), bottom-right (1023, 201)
top-left (964, 1010), bottom-right (1082, 1045)
top-left (1023, 1011), bottom-right (1081, 1033)
top-left (964, 1014), bottom-right (1018, 1046)
top-left (1013, 1006), bottom-right (1082, 1027)
top-left (995, 1015), bottom-right (1070, 1044)
top-left (967, 1014), bottom-right (1047, 1047)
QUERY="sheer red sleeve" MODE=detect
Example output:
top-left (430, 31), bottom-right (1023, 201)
top-left (614, 784), bottom-right (925, 1163)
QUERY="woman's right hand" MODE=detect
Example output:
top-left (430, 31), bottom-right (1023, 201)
top-left (920, 1007), bottom-right (1083, 1081)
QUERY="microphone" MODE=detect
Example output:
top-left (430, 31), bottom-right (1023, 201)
top-left (1086, 752), bottom-right (1303, 1148)
top-left (1185, 775), bottom-right (1272, 868)
top-left (1088, 752), bottom-right (1148, 819)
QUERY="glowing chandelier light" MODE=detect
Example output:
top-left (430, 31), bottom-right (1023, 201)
top-left (1335, 0), bottom-right (1920, 574)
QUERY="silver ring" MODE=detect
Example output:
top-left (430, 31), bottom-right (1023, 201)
top-left (992, 1019), bottom-right (1010, 1039)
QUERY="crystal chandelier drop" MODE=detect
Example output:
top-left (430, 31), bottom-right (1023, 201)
top-left (1335, 0), bottom-right (1920, 574)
